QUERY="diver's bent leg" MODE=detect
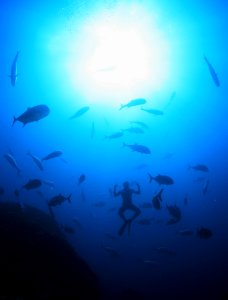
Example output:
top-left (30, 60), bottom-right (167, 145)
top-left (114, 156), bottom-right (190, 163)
top-left (118, 206), bottom-right (127, 222)
top-left (130, 206), bottom-right (141, 221)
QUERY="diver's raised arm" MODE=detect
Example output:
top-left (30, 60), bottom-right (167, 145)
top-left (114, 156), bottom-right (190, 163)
top-left (132, 182), bottom-right (141, 194)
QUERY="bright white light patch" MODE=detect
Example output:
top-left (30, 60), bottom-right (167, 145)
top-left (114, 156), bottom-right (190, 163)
top-left (51, 4), bottom-right (171, 107)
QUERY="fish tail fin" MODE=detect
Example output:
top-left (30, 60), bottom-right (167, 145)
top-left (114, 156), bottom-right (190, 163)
top-left (148, 173), bottom-right (153, 183)
top-left (119, 104), bottom-right (124, 110)
top-left (12, 116), bottom-right (17, 127)
top-left (67, 194), bottom-right (72, 203)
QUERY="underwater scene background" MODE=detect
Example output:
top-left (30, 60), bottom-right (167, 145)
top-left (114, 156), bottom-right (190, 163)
top-left (0, 0), bottom-right (228, 299)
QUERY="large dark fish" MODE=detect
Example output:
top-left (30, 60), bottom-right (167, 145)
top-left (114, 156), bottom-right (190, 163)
top-left (197, 227), bottom-right (213, 239)
top-left (123, 142), bottom-right (151, 154)
top-left (9, 51), bottom-right (20, 86)
top-left (23, 179), bottom-right (42, 190)
top-left (42, 151), bottom-right (62, 161)
top-left (204, 55), bottom-right (220, 87)
top-left (141, 108), bottom-right (164, 115)
top-left (119, 98), bottom-right (146, 110)
top-left (12, 105), bottom-right (50, 126)
top-left (70, 106), bottom-right (90, 119)
top-left (166, 204), bottom-right (181, 224)
top-left (189, 164), bottom-right (209, 172)
top-left (48, 193), bottom-right (72, 206)
top-left (148, 174), bottom-right (174, 185)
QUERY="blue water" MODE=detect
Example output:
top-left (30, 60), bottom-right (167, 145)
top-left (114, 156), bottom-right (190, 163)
top-left (1, 0), bottom-right (228, 299)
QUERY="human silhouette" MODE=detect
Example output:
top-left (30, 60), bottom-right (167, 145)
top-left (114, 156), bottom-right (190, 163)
top-left (114, 181), bottom-right (141, 236)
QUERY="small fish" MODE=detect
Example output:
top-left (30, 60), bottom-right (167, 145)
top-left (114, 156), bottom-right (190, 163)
top-left (178, 229), bottom-right (194, 236)
top-left (148, 174), bottom-right (174, 185)
top-left (163, 91), bottom-right (176, 110)
top-left (129, 121), bottom-right (149, 130)
top-left (119, 98), bottom-right (147, 110)
top-left (102, 245), bottom-right (120, 258)
top-left (143, 260), bottom-right (158, 266)
top-left (122, 127), bottom-right (144, 134)
top-left (141, 108), bottom-right (164, 115)
top-left (197, 227), bottom-right (213, 239)
top-left (70, 106), bottom-right (90, 119)
top-left (154, 247), bottom-right (176, 256)
top-left (42, 151), bottom-right (62, 161)
top-left (204, 55), bottom-right (220, 87)
top-left (9, 51), bottom-right (20, 86)
top-left (4, 153), bottom-right (21, 175)
top-left (105, 131), bottom-right (124, 139)
top-left (123, 142), bottom-right (151, 154)
top-left (189, 164), bottom-right (209, 172)
top-left (48, 193), bottom-right (72, 207)
top-left (23, 179), bottom-right (42, 190)
top-left (12, 105), bottom-right (50, 127)
top-left (78, 174), bottom-right (86, 185)
top-left (42, 179), bottom-right (55, 189)
top-left (202, 179), bottom-right (209, 195)
top-left (27, 151), bottom-right (43, 170)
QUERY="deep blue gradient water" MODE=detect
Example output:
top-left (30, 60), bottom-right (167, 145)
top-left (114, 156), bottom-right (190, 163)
top-left (1, 0), bottom-right (228, 299)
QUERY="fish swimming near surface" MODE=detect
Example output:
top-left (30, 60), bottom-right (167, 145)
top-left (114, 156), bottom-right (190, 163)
top-left (105, 131), bottom-right (124, 139)
top-left (23, 179), bottom-right (42, 190)
top-left (9, 50), bottom-right (20, 86)
top-left (69, 106), bottom-right (90, 119)
top-left (141, 108), bottom-right (164, 115)
top-left (41, 151), bottom-right (62, 161)
top-left (204, 55), bottom-right (220, 87)
top-left (27, 151), bottom-right (43, 170)
top-left (129, 120), bottom-right (149, 129)
top-left (119, 98), bottom-right (146, 110)
top-left (4, 153), bottom-right (21, 175)
top-left (78, 174), bottom-right (86, 185)
top-left (152, 189), bottom-right (164, 210)
top-left (148, 174), bottom-right (174, 185)
top-left (189, 164), bottom-right (209, 172)
top-left (197, 227), bottom-right (213, 239)
top-left (122, 127), bottom-right (144, 134)
top-left (123, 142), bottom-right (151, 154)
top-left (48, 193), bottom-right (72, 207)
top-left (12, 105), bottom-right (50, 126)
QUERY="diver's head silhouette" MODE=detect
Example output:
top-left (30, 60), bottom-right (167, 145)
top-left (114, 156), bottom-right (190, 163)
top-left (123, 181), bottom-right (129, 189)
